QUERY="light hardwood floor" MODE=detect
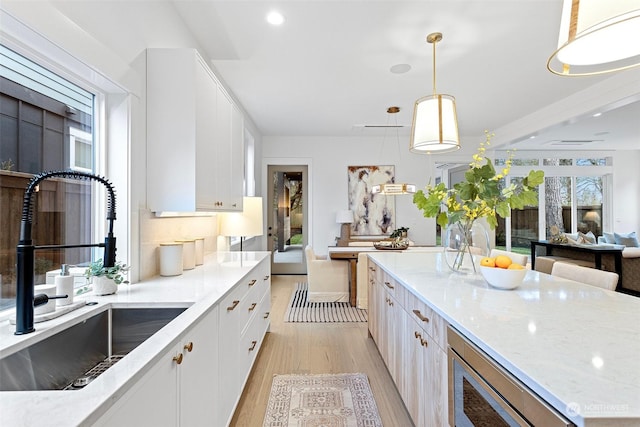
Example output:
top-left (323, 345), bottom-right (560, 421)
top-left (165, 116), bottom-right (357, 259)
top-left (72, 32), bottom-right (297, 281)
top-left (230, 275), bottom-right (414, 426)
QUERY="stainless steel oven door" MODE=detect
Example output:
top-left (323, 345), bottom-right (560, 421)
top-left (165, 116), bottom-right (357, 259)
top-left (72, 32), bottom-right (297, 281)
top-left (449, 347), bottom-right (529, 427)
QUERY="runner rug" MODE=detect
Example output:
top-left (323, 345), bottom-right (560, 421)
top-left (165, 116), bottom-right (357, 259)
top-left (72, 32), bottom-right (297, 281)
top-left (262, 373), bottom-right (383, 427)
top-left (284, 283), bottom-right (367, 323)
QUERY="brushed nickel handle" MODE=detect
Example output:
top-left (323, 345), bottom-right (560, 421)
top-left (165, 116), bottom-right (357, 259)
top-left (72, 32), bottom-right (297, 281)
top-left (248, 279), bottom-right (257, 286)
top-left (248, 302), bottom-right (257, 311)
top-left (384, 281), bottom-right (394, 289)
top-left (227, 300), bottom-right (240, 311)
top-left (249, 340), bottom-right (257, 351)
top-left (263, 312), bottom-right (270, 319)
top-left (414, 331), bottom-right (422, 339)
top-left (184, 342), bottom-right (193, 352)
top-left (173, 353), bottom-right (183, 365)
top-left (412, 309), bottom-right (430, 323)
top-left (420, 337), bottom-right (428, 347)
top-left (263, 275), bottom-right (270, 280)
top-left (387, 299), bottom-right (393, 306)
top-left (369, 266), bottom-right (376, 271)
top-left (232, 203), bottom-right (237, 207)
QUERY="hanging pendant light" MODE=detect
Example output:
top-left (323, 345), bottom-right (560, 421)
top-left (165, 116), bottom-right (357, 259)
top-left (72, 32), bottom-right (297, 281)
top-left (547, 0), bottom-right (640, 76)
top-left (372, 107), bottom-right (416, 195)
top-left (410, 32), bottom-right (460, 154)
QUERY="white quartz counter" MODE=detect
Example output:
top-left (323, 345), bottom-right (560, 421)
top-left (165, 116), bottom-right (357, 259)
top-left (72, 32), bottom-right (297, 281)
top-left (368, 251), bottom-right (640, 427)
top-left (0, 251), bottom-right (271, 427)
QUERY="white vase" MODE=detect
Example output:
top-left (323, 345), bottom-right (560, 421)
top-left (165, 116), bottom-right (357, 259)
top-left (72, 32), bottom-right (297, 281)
top-left (92, 276), bottom-right (118, 295)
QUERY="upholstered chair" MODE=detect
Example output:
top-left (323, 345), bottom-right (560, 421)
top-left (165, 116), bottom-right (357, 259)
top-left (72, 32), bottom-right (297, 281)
top-left (304, 245), bottom-right (349, 302)
top-left (551, 262), bottom-right (619, 291)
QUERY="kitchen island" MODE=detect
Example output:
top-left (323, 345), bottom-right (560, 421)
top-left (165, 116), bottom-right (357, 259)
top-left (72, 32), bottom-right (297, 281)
top-left (368, 251), bottom-right (639, 427)
top-left (0, 251), bottom-right (271, 427)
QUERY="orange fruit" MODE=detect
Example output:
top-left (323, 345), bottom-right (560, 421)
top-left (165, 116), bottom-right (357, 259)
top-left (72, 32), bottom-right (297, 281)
top-left (507, 263), bottom-right (525, 270)
top-left (494, 255), bottom-right (512, 269)
top-left (480, 257), bottom-right (495, 267)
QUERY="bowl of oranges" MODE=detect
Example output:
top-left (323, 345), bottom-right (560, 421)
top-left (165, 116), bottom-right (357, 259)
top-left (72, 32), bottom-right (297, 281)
top-left (479, 255), bottom-right (526, 290)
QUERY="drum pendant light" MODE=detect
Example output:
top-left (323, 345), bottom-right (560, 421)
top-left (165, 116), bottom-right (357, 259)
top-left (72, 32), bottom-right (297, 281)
top-left (410, 32), bottom-right (460, 154)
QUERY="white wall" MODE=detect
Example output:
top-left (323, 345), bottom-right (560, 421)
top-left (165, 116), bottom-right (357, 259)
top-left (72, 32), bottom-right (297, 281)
top-left (612, 150), bottom-right (640, 234)
top-left (263, 135), bottom-right (442, 254)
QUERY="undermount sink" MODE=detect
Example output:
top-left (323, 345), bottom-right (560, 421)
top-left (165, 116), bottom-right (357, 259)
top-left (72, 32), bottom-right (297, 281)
top-left (0, 307), bottom-right (186, 391)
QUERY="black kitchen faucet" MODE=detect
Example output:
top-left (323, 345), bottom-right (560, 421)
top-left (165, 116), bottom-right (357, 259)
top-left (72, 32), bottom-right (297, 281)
top-left (14, 170), bottom-right (117, 335)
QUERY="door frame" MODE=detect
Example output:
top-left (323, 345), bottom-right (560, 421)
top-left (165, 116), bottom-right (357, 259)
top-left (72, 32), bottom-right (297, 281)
top-left (262, 157), bottom-right (312, 274)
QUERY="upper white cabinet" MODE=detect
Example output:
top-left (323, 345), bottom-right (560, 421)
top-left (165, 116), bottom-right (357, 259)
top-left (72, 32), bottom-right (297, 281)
top-left (147, 48), bottom-right (244, 213)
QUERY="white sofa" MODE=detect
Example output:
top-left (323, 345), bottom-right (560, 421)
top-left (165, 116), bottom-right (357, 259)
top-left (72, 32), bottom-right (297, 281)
top-left (304, 245), bottom-right (349, 303)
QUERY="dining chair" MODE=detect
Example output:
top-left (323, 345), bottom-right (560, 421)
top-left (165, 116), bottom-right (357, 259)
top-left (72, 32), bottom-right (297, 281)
top-left (550, 262), bottom-right (619, 291)
top-left (489, 249), bottom-right (528, 267)
top-left (304, 245), bottom-right (349, 302)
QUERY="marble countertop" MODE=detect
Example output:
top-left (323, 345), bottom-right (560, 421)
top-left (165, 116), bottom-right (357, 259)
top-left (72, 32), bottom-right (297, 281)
top-left (0, 251), bottom-right (271, 427)
top-left (368, 251), bottom-right (640, 427)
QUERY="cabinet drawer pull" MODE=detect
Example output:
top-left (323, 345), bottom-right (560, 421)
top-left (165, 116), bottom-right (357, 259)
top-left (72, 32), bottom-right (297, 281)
top-left (384, 281), bottom-right (394, 289)
top-left (173, 353), bottom-right (183, 365)
top-left (369, 266), bottom-right (376, 271)
top-left (387, 299), bottom-right (393, 306)
top-left (263, 275), bottom-right (270, 281)
top-left (248, 340), bottom-right (257, 351)
top-left (412, 309), bottom-right (430, 323)
top-left (248, 279), bottom-right (257, 286)
top-left (263, 312), bottom-right (270, 319)
top-left (227, 300), bottom-right (240, 311)
top-left (414, 331), bottom-right (422, 339)
top-left (184, 342), bottom-right (193, 352)
top-left (420, 337), bottom-right (428, 347)
top-left (248, 302), bottom-right (257, 311)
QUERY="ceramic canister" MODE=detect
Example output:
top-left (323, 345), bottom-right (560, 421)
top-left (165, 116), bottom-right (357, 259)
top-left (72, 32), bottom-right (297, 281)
top-left (160, 242), bottom-right (184, 276)
top-left (175, 239), bottom-right (196, 270)
top-left (194, 238), bottom-right (204, 265)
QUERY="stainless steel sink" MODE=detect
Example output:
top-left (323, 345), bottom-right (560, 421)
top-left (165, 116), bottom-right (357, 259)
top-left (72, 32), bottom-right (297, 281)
top-left (0, 307), bottom-right (186, 391)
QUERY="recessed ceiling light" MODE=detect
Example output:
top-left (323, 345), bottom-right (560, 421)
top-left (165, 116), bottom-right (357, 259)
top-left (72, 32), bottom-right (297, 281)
top-left (390, 63), bottom-right (411, 74)
top-left (592, 112), bottom-right (602, 117)
top-left (266, 11), bottom-right (284, 26)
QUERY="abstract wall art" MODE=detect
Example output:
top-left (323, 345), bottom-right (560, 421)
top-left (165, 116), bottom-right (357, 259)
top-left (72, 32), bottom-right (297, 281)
top-left (347, 165), bottom-right (395, 236)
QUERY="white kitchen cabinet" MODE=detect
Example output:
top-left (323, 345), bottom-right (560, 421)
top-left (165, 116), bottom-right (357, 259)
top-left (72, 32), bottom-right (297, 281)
top-left (95, 305), bottom-right (219, 426)
top-left (218, 259), bottom-right (271, 426)
top-left (147, 48), bottom-right (243, 213)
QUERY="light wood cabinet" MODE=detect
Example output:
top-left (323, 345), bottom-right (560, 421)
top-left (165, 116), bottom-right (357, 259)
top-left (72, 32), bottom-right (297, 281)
top-left (147, 48), bottom-right (243, 213)
top-left (368, 259), bottom-right (448, 427)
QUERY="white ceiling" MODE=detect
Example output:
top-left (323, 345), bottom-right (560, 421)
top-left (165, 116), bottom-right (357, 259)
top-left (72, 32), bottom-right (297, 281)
top-left (4, 0), bottom-right (639, 150)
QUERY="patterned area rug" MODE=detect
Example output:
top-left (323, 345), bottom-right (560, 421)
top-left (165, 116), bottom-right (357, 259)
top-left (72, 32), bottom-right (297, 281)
top-left (262, 373), bottom-right (383, 427)
top-left (284, 283), bottom-right (367, 323)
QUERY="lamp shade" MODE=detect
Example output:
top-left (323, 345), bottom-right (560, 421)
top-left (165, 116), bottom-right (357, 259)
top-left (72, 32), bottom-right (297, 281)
top-left (336, 210), bottom-right (354, 224)
top-left (548, 0), bottom-right (640, 75)
top-left (219, 197), bottom-right (264, 237)
top-left (410, 94), bottom-right (460, 153)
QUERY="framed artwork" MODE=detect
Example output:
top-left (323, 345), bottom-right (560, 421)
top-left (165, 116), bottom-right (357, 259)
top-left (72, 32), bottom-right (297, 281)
top-left (347, 165), bottom-right (395, 236)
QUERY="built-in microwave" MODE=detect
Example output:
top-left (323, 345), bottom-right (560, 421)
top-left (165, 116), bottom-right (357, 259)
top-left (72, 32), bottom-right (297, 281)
top-left (447, 326), bottom-right (575, 427)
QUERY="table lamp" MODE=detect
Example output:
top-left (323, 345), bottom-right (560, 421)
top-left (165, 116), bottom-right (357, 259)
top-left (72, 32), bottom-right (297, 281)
top-left (219, 197), bottom-right (264, 251)
top-left (336, 210), bottom-right (354, 247)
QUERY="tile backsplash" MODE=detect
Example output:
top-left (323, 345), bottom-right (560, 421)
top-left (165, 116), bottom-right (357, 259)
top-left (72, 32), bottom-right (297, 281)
top-left (139, 209), bottom-right (218, 280)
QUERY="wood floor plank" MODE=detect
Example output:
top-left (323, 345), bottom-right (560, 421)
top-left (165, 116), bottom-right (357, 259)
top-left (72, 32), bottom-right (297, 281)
top-left (230, 275), bottom-right (414, 426)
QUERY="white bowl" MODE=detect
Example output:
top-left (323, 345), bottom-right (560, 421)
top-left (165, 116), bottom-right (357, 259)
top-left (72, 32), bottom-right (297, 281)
top-left (480, 266), bottom-right (526, 290)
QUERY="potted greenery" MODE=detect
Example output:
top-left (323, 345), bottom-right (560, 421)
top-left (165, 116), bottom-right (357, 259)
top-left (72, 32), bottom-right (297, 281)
top-left (85, 258), bottom-right (129, 295)
top-left (390, 227), bottom-right (409, 240)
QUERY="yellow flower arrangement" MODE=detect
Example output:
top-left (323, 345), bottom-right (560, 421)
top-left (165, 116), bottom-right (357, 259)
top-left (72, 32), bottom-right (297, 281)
top-left (413, 131), bottom-right (544, 230)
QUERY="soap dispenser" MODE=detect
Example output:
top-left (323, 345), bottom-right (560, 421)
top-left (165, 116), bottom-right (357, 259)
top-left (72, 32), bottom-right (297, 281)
top-left (55, 264), bottom-right (74, 306)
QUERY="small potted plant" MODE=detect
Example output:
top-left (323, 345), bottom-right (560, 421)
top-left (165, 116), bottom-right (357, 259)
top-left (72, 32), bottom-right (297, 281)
top-left (85, 258), bottom-right (130, 295)
top-left (390, 227), bottom-right (409, 240)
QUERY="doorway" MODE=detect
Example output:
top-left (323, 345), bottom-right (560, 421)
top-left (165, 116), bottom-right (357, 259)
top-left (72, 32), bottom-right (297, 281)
top-left (267, 165), bottom-right (308, 274)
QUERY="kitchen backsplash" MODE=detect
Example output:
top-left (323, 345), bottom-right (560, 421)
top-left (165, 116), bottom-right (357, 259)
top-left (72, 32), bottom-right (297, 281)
top-left (139, 209), bottom-right (218, 280)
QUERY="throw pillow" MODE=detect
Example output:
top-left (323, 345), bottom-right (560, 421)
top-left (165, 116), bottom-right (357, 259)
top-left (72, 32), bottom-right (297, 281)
top-left (614, 231), bottom-right (639, 247)
top-left (603, 232), bottom-right (616, 244)
top-left (578, 231), bottom-right (596, 244)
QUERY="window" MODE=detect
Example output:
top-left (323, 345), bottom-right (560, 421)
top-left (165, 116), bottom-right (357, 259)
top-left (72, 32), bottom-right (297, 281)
top-left (1, 45), bottom-right (98, 309)
top-left (494, 152), bottom-right (612, 253)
